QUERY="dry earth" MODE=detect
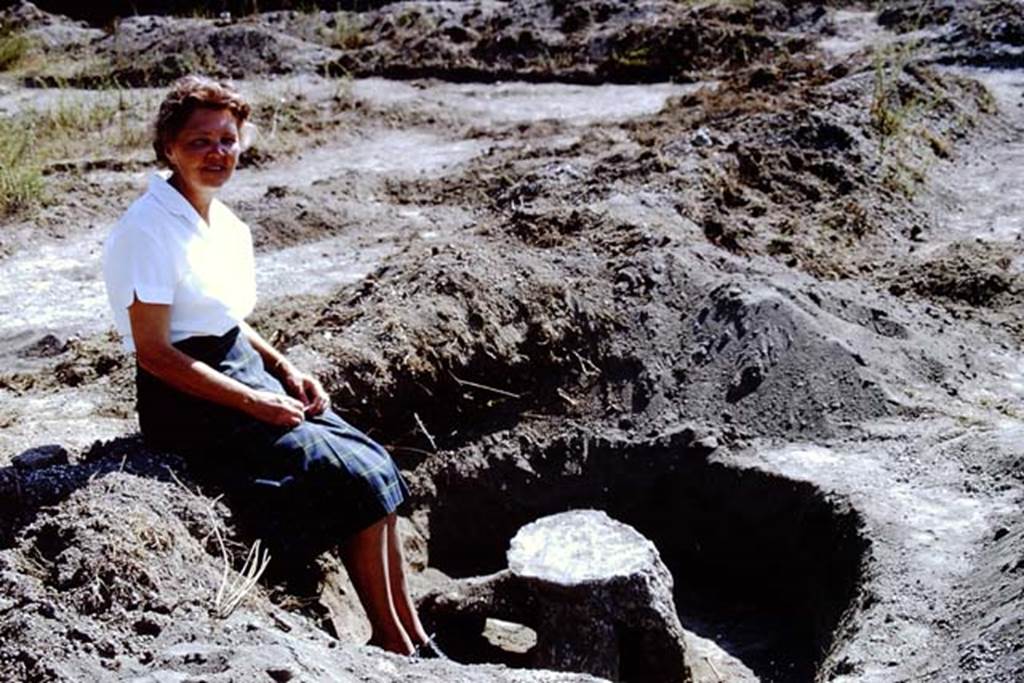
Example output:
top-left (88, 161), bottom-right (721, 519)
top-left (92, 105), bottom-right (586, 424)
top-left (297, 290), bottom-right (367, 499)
top-left (0, 1), bottom-right (1023, 681)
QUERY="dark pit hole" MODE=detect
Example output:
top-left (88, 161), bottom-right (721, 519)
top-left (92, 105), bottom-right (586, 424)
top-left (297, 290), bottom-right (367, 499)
top-left (421, 433), bottom-right (868, 681)
top-left (437, 615), bottom-right (539, 669)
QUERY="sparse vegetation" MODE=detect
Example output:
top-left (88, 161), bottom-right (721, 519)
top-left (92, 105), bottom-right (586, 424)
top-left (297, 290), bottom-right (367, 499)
top-left (0, 89), bottom-right (155, 216)
top-left (868, 39), bottom-right (958, 199)
top-left (0, 25), bottom-right (30, 71)
top-left (325, 11), bottom-right (367, 50)
top-left (0, 118), bottom-right (44, 215)
top-left (870, 45), bottom-right (919, 148)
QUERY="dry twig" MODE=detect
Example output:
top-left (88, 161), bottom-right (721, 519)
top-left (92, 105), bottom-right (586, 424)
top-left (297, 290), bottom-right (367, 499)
top-left (413, 411), bottom-right (438, 451)
top-left (448, 371), bottom-right (522, 399)
top-left (556, 388), bottom-right (579, 407)
top-left (704, 654), bottom-right (723, 682)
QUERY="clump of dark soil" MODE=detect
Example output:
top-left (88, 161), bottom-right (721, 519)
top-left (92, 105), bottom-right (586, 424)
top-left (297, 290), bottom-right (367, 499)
top-left (0, 331), bottom-right (132, 417)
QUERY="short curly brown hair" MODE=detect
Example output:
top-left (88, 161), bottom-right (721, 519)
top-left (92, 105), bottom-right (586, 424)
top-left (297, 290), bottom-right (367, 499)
top-left (153, 75), bottom-right (252, 168)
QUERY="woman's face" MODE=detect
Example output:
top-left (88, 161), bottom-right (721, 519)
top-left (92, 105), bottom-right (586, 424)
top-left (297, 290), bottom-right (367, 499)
top-left (164, 107), bottom-right (241, 194)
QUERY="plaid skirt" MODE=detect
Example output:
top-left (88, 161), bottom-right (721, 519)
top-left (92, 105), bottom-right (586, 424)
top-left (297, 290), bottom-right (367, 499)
top-left (136, 326), bottom-right (408, 553)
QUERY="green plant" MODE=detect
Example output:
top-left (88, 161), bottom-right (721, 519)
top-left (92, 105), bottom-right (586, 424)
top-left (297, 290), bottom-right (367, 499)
top-left (0, 87), bottom-right (157, 216)
top-left (612, 45), bottom-right (655, 69)
top-left (326, 11), bottom-right (367, 49)
top-left (881, 153), bottom-right (925, 198)
top-left (396, 7), bottom-right (424, 29)
top-left (0, 25), bottom-right (30, 71)
top-left (870, 45), bottom-right (918, 148)
top-left (0, 118), bottom-right (44, 215)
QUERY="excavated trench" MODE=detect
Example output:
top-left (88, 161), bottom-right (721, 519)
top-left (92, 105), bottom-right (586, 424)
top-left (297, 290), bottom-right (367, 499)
top-left (419, 432), bottom-right (869, 681)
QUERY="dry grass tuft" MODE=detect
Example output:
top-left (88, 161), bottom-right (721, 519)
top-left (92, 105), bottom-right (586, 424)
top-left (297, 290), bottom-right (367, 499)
top-left (214, 536), bottom-right (272, 618)
top-left (163, 467), bottom-right (272, 619)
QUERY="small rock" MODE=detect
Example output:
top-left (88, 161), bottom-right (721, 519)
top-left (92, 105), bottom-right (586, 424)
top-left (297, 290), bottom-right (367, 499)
top-left (13, 445), bottom-right (69, 471)
top-left (17, 333), bottom-right (67, 358)
top-left (691, 128), bottom-right (714, 148)
top-left (994, 527), bottom-right (1010, 542)
top-left (97, 639), bottom-right (118, 659)
top-left (268, 668), bottom-right (296, 682)
top-left (694, 434), bottom-right (719, 452)
top-left (134, 616), bottom-right (162, 637)
top-left (68, 627), bottom-right (94, 643)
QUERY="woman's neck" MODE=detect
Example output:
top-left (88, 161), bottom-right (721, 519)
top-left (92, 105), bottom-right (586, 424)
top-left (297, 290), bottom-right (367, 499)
top-left (168, 173), bottom-right (214, 223)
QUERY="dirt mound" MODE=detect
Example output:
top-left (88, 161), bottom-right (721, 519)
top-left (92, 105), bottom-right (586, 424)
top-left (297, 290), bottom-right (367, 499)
top-left (80, 16), bottom-right (339, 86)
top-left (10, 0), bottom-right (840, 87)
top-left (228, 51), bottom-right (997, 457)
top-left (0, 1), bottom-right (101, 53)
top-left (0, 447), bottom-right (601, 682)
top-left (26, 1), bottom-right (393, 25)
top-left (261, 236), bottom-right (614, 452)
top-left (645, 58), bottom-right (993, 275)
top-left (958, 518), bottom-right (1024, 682)
top-left (312, 0), bottom-right (824, 83)
top-left (889, 241), bottom-right (1021, 307)
top-left (4, 0), bottom-right (838, 87)
top-left (880, 0), bottom-right (1024, 68)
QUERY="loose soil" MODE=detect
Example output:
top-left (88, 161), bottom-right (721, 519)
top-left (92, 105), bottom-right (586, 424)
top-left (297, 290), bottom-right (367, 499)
top-left (1, 1), bottom-right (1023, 681)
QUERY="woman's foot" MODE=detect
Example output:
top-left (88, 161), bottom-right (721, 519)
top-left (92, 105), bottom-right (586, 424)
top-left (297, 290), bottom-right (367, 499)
top-left (413, 634), bottom-right (449, 660)
top-left (368, 634), bottom-right (415, 656)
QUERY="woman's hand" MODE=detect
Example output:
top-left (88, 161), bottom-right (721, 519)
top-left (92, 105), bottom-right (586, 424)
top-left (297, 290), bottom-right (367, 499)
top-left (245, 389), bottom-right (306, 427)
top-left (281, 367), bottom-right (331, 417)
top-left (237, 322), bottom-right (329, 417)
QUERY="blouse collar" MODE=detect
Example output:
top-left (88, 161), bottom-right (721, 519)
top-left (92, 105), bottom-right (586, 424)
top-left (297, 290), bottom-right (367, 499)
top-left (147, 171), bottom-right (208, 231)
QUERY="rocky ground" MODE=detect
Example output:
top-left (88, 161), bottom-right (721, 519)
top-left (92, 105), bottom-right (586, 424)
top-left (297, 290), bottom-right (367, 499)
top-left (0, 0), bottom-right (1022, 681)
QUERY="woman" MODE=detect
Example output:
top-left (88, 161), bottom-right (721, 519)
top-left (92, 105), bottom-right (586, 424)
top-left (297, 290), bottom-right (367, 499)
top-left (103, 75), bottom-right (439, 658)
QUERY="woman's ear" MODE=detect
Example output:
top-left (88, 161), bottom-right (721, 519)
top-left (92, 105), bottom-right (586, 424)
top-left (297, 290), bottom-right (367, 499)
top-left (240, 122), bottom-right (258, 151)
top-left (163, 143), bottom-right (178, 171)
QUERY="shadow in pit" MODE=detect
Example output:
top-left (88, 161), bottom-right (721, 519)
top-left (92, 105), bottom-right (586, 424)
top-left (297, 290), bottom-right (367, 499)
top-left (419, 429), bottom-right (869, 682)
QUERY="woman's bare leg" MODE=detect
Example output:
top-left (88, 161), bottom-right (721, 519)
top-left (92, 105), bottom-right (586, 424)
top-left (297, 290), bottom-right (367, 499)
top-left (385, 513), bottom-right (431, 645)
top-left (340, 517), bottom-right (413, 655)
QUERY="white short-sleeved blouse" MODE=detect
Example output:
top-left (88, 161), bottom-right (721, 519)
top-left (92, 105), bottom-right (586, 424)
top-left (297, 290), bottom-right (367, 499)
top-left (103, 172), bottom-right (257, 352)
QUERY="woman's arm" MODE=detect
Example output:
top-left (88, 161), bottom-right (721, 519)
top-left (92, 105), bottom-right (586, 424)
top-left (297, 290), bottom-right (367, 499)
top-left (130, 300), bottom-right (305, 427)
top-left (239, 320), bottom-right (330, 416)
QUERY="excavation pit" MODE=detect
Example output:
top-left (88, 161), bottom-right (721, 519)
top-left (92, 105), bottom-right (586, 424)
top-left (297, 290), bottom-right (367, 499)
top-left (422, 510), bottom-right (690, 681)
top-left (417, 430), bottom-right (869, 681)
